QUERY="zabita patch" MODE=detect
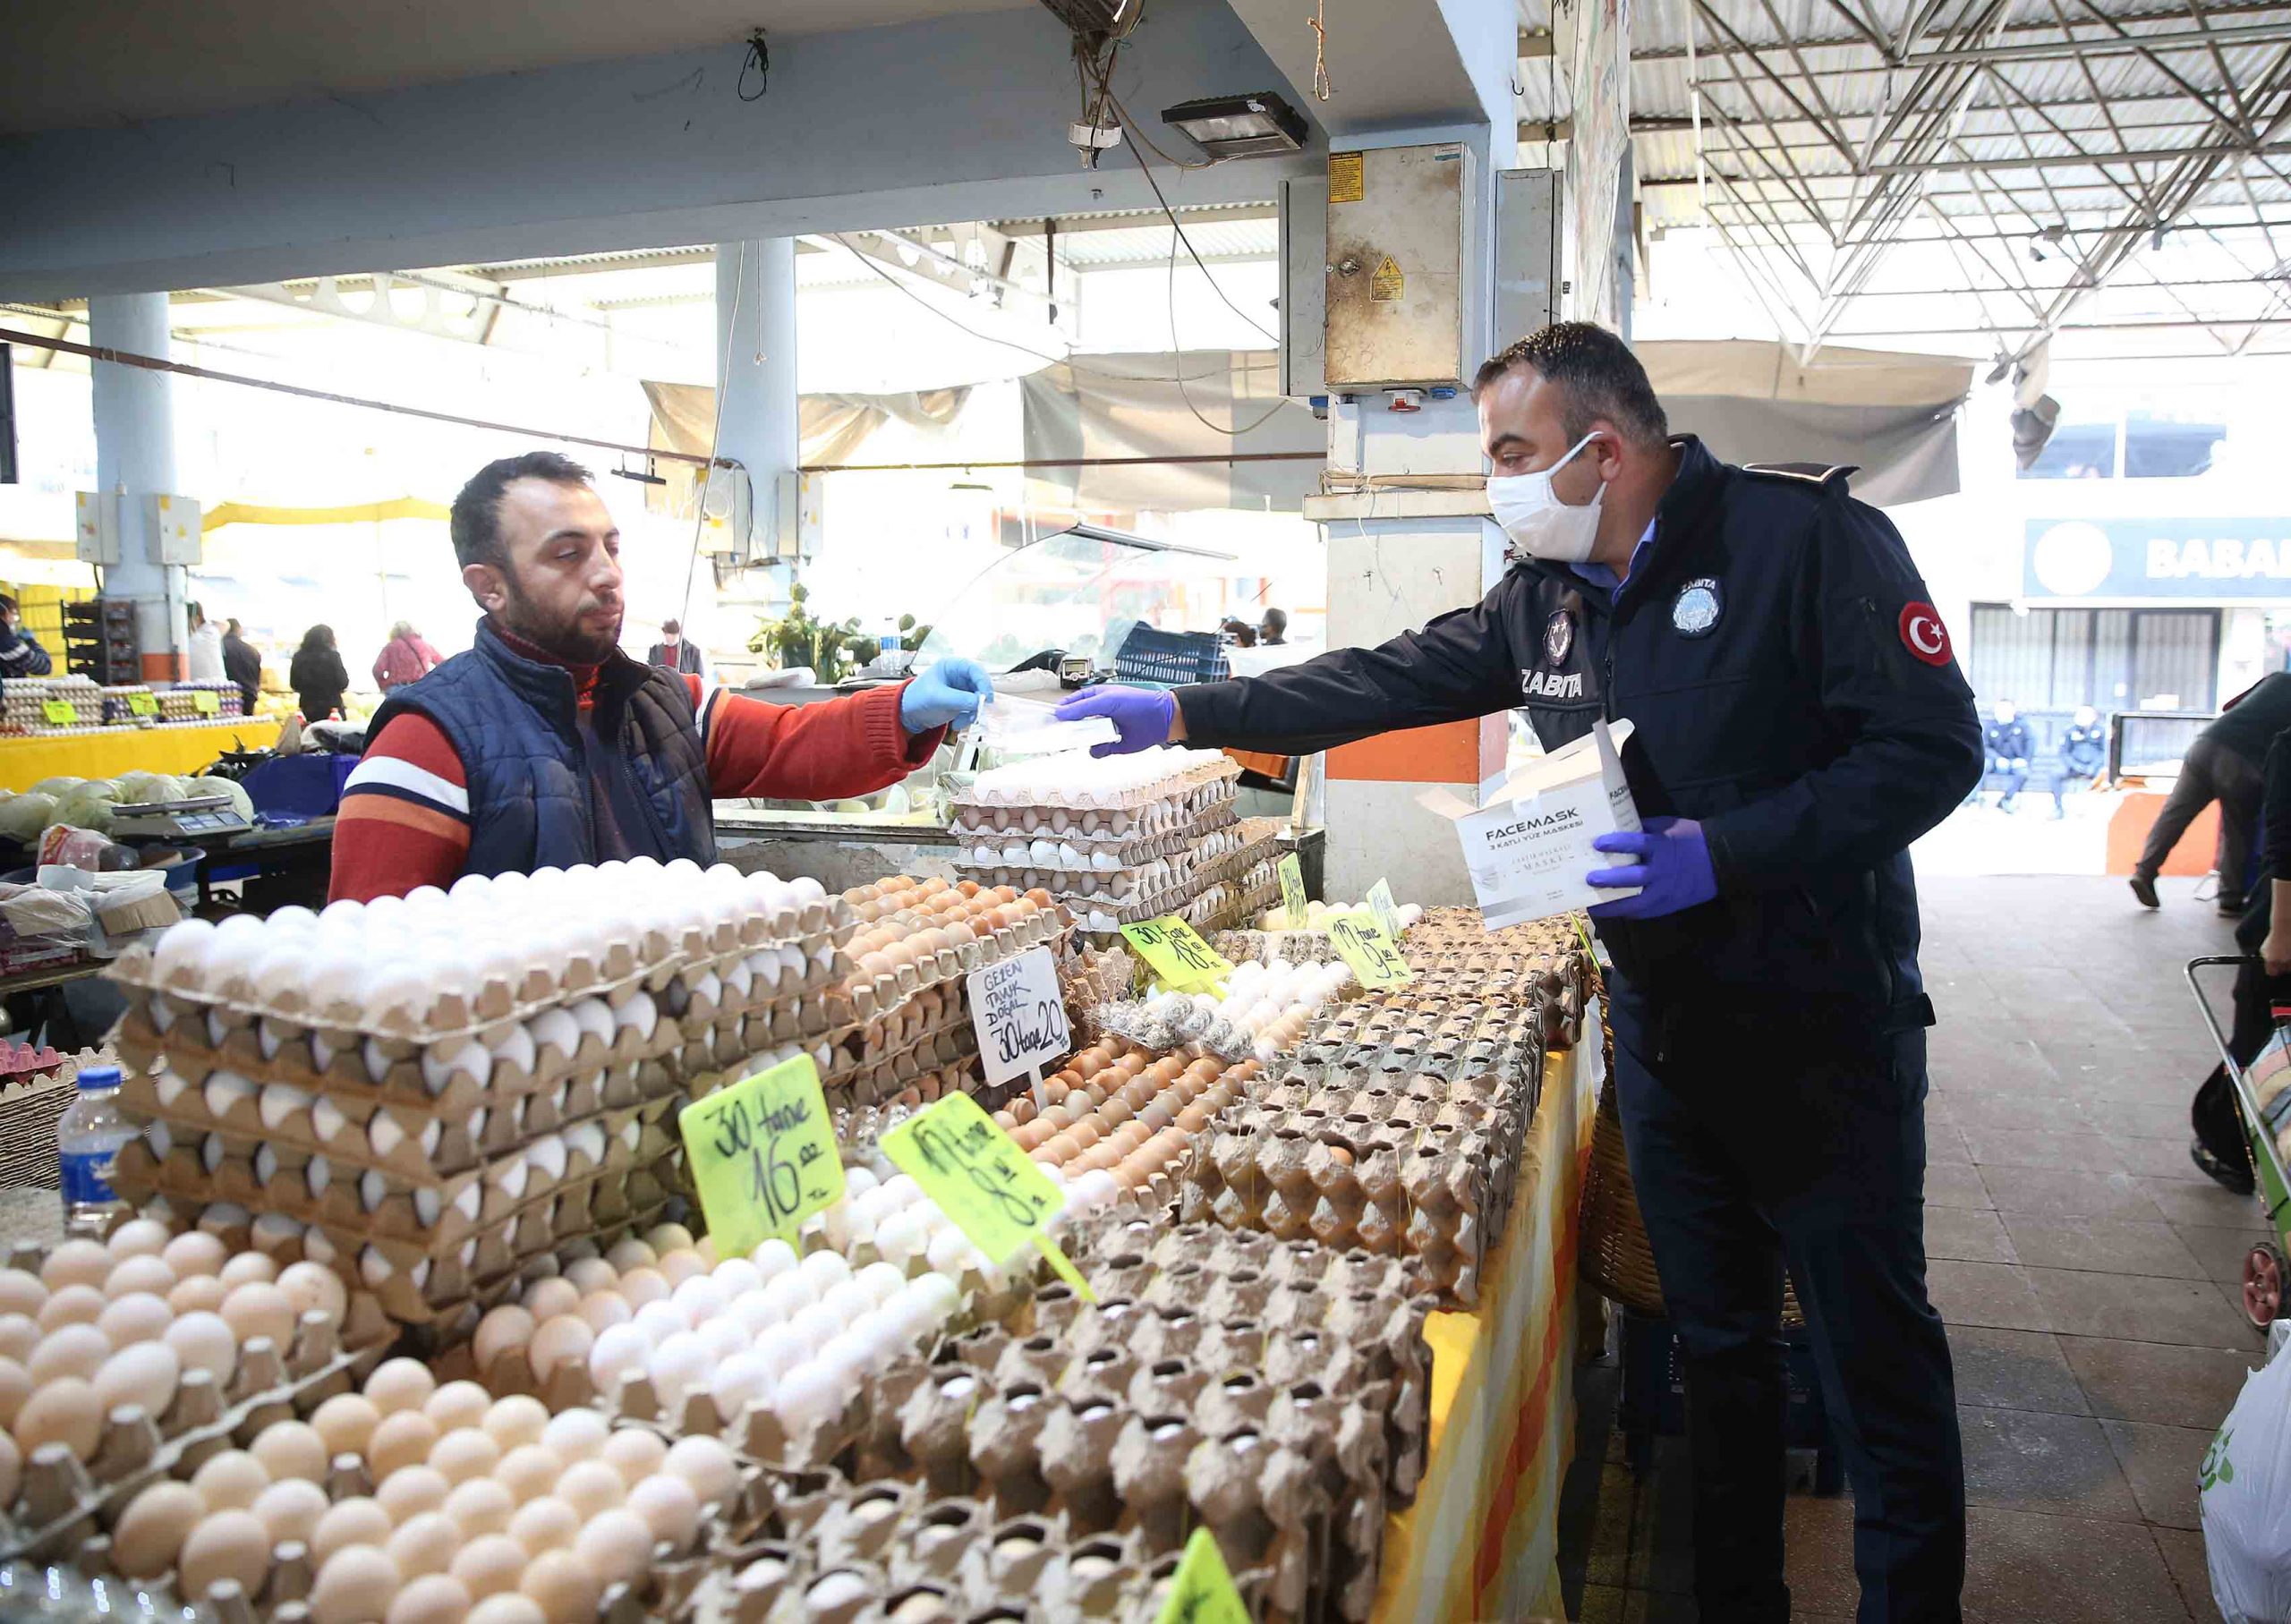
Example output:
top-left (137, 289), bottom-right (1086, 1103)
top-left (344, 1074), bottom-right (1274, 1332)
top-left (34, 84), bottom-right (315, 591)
top-left (1522, 668), bottom-right (1586, 700)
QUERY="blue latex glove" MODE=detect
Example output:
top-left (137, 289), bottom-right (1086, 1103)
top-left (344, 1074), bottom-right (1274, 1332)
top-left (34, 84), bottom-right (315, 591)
top-left (1585, 817), bottom-right (1718, 920)
top-left (1054, 685), bottom-right (1177, 758)
top-left (899, 659), bottom-right (997, 733)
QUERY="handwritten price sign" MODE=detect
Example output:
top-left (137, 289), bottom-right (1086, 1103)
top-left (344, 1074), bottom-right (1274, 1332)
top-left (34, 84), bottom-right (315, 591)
top-left (38, 700), bottom-right (73, 727)
top-left (1154, 1527), bottom-right (1251, 1624)
top-left (678, 1054), bottom-right (844, 1259)
top-left (1276, 852), bottom-right (1308, 929)
top-left (1365, 877), bottom-right (1401, 940)
top-left (191, 690), bottom-right (219, 716)
top-left (1120, 916), bottom-right (1232, 991)
top-left (967, 946), bottom-right (1071, 1089)
top-left (1328, 910), bottom-right (1414, 990)
top-left (880, 1093), bottom-right (1094, 1300)
top-left (126, 693), bottom-right (158, 718)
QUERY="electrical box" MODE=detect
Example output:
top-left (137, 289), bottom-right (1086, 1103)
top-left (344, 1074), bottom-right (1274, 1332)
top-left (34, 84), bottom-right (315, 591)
top-left (694, 466), bottom-right (752, 557)
top-left (1324, 143), bottom-right (1472, 389)
top-left (785, 472), bottom-right (823, 560)
top-left (1495, 170), bottom-right (1564, 347)
top-left (74, 490), bottom-right (120, 565)
top-left (147, 493), bottom-right (200, 565)
top-left (1280, 174), bottom-right (1329, 399)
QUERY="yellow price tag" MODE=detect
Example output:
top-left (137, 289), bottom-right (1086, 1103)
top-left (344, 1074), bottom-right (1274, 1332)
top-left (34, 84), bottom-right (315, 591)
top-left (126, 693), bottom-right (158, 717)
top-left (1365, 877), bottom-right (1401, 939)
top-left (677, 1054), bottom-right (844, 1261)
top-left (1120, 916), bottom-right (1233, 991)
top-left (192, 690), bottom-right (219, 716)
top-left (1328, 910), bottom-right (1414, 990)
top-left (879, 1093), bottom-right (1094, 1301)
top-left (1154, 1527), bottom-right (1251, 1624)
top-left (1276, 852), bottom-right (1307, 929)
top-left (38, 700), bottom-right (73, 726)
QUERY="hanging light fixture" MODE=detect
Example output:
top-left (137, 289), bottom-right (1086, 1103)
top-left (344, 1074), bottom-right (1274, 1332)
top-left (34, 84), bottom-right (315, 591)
top-left (1160, 92), bottom-right (1307, 158)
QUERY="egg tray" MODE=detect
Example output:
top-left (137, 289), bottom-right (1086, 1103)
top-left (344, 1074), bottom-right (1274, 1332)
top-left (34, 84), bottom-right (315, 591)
top-left (0, 1297), bottom-right (392, 1565)
top-left (1281, 989), bottom-right (1562, 1076)
top-left (947, 803), bottom-right (1240, 873)
top-left (947, 753), bottom-right (1240, 818)
top-left (658, 1488), bottom-right (1214, 1624)
top-left (1177, 1072), bottom-right (1538, 1310)
top-left (111, 1099), bottom-right (680, 1271)
top-left (951, 819), bottom-right (1278, 909)
top-left (836, 906), bottom-right (1069, 1027)
top-left (1092, 993), bottom-right (1344, 1067)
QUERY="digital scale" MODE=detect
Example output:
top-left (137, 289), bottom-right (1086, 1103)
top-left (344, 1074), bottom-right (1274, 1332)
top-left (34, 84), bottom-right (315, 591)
top-left (108, 794), bottom-right (252, 842)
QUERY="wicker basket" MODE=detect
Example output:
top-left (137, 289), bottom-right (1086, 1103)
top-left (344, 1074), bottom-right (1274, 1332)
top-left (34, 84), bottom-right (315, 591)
top-left (1579, 1016), bottom-right (1805, 1326)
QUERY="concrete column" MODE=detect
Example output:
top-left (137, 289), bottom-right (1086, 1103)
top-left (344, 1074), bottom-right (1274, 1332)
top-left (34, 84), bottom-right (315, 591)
top-left (88, 293), bottom-right (189, 680)
top-left (714, 239), bottom-right (798, 558)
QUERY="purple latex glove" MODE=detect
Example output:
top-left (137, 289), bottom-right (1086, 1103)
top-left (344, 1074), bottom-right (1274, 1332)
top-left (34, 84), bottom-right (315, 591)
top-left (1054, 685), bottom-right (1177, 758)
top-left (1585, 817), bottom-right (1718, 920)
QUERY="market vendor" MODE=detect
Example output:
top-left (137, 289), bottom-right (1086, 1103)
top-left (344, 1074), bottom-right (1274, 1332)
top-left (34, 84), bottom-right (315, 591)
top-left (330, 451), bottom-right (992, 901)
top-left (1060, 323), bottom-right (1980, 1623)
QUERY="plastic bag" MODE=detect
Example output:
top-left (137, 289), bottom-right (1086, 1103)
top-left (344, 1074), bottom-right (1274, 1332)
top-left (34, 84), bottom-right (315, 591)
top-left (37, 825), bottom-right (127, 872)
top-left (2202, 1344), bottom-right (2289, 1621)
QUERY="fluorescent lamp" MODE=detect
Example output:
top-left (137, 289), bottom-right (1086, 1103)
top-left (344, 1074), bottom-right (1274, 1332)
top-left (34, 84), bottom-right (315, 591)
top-left (1161, 92), bottom-right (1307, 159)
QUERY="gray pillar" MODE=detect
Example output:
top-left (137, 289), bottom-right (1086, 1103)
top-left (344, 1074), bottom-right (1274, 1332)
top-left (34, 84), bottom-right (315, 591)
top-left (89, 293), bottom-right (187, 677)
top-left (714, 239), bottom-right (798, 557)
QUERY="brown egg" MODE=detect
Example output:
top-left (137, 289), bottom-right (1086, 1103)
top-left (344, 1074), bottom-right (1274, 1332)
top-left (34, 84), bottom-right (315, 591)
top-left (1067, 1121), bottom-right (1100, 1152)
top-left (1009, 1098), bottom-right (1036, 1127)
top-left (1140, 1102), bottom-right (1175, 1133)
top-left (856, 952), bottom-right (893, 981)
top-left (941, 922), bottom-right (975, 948)
top-left (1025, 889), bottom-right (1053, 909)
top-left (1081, 1084), bottom-right (1108, 1109)
top-left (1098, 1098), bottom-right (1134, 1130)
top-left (1177, 1105), bottom-right (1210, 1134)
top-left (1042, 1134), bottom-right (1078, 1163)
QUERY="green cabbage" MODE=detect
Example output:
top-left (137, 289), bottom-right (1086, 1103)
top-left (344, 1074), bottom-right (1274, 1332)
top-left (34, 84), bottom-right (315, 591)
top-left (27, 778), bottom-right (82, 799)
top-left (115, 771), bottom-right (186, 805)
top-left (0, 795), bottom-right (55, 844)
top-left (50, 784), bottom-right (119, 835)
top-left (187, 777), bottom-right (254, 821)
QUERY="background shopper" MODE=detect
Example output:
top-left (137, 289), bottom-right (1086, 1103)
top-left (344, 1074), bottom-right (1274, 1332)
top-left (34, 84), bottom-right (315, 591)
top-left (290, 624), bottom-right (350, 721)
top-left (222, 619), bottom-right (263, 716)
top-left (1983, 700), bottom-right (2033, 811)
top-left (373, 621), bottom-right (442, 692)
top-left (2131, 670), bottom-right (2291, 914)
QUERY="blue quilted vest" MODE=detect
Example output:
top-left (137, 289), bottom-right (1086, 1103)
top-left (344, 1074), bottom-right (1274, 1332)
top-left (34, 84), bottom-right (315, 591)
top-left (367, 618), bottom-right (717, 877)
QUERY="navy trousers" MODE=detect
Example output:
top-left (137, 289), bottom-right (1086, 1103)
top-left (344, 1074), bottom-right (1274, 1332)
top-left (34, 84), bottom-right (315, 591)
top-left (1611, 991), bottom-right (1967, 1624)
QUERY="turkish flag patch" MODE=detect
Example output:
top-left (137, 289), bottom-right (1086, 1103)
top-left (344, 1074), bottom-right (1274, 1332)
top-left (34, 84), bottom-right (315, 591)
top-left (1899, 602), bottom-right (1952, 667)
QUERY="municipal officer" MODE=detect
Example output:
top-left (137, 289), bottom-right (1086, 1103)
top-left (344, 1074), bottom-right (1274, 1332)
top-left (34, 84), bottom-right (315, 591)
top-left (1059, 322), bottom-right (1980, 1624)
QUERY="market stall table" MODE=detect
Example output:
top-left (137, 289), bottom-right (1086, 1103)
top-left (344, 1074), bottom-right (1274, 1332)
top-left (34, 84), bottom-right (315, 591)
top-left (1372, 1010), bottom-right (1603, 1624)
top-left (0, 720), bottom-right (263, 794)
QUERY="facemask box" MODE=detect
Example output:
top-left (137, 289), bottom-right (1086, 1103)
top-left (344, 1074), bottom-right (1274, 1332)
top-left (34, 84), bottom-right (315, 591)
top-left (1420, 718), bottom-right (1641, 927)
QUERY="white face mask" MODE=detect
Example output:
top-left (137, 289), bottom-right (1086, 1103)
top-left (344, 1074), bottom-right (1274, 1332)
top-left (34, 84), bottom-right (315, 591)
top-left (1487, 432), bottom-right (1605, 562)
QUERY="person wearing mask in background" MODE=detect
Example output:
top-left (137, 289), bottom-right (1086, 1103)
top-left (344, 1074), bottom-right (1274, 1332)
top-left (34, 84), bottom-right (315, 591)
top-left (647, 618), bottom-right (706, 677)
top-left (221, 619), bottom-right (263, 717)
top-left (1981, 700), bottom-right (2034, 812)
top-left (2052, 704), bottom-right (2108, 819)
top-left (373, 621), bottom-right (442, 693)
top-left (0, 597), bottom-right (53, 680)
top-left (1058, 322), bottom-right (1980, 1624)
top-left (186, 603), bottom-right (226, 684)
top-left (1259, 608), bottom-right (1289, 646)
top-left (331, 452), bottom-right (994, 901)
top-left (290, 625), bottom-right (350, 722)
top-left (2130, 669), bottom-right (2291, 915)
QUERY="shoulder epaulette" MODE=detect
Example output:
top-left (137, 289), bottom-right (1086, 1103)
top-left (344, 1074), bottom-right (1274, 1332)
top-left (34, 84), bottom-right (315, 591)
top-left (1742, 461), bottom-right (1858, 491)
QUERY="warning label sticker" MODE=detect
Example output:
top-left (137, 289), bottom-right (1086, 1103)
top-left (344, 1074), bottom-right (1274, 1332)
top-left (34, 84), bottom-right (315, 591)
top-left (1329, 152), bottom-right (1365, 204)
top-left (1371, 256), bottom-right (1406, 301)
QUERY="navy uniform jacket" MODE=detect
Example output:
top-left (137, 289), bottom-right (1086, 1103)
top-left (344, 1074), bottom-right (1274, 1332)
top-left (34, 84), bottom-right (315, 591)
top-left (1983, 718), bottom-right (2033, 764)
top-left (2062, 722), bottom-right (2107, 776)
top-left (1177, 436), bottom-right (1983, 1034)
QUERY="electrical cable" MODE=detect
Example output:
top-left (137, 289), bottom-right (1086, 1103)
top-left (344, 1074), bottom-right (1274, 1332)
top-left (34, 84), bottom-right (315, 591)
top-left (680, 241), bottom-right (743, 627)
top-left (1165, 222), bottom-right (1290, 438)
top-left (1119, 121), bottom-right (1281, 345)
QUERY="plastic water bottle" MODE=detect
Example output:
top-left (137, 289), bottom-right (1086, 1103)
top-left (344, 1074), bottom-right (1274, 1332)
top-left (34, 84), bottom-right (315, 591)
top-left (57, 1066), bottom-right (133, 1238)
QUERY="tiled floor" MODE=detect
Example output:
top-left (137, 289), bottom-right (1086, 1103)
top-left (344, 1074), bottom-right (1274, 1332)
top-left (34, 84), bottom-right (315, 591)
top-left (1556, 873), bottom-right (2272, 1622)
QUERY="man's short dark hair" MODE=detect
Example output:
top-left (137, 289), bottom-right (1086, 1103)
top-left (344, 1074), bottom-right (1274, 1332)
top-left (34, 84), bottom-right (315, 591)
top-left (450, 451), bottom-right (593, 570)
top-left (1259, 608), bottom-right (1288, 637)
top-left (1471, 322), bottom-right (1669, 446)
top-left (660, 618), bottom-right (681, 637)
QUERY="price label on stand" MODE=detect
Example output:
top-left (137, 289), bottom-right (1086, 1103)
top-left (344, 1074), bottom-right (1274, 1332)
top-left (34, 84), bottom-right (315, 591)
top-left (1154, 1527), bottom-right (1251, 1624)
top-left (967, 946), bottom-right (1070, 1090)
top-left (38, 701), bottom-right (73, 727)
top-left (678, 1053), bottom-right (844, 1259)
top-left (1121, 916), bottom-right (1232, 991)
top-left (191, 690), bottom-right (219, 716)
top-left (880, 1093), bottom-right (1094, 1300)
top-left (1365, 878), bottom-right (1401, 939)
top-left (1328, 910), bottom-right (1414, 990)
top-left (126, 693), bottom-right (158, 718)
top-left (1276, 852), bottom-right (1308, 929)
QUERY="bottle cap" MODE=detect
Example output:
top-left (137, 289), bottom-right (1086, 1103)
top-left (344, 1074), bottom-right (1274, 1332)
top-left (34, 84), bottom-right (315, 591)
top-left (75, 1066), bottom-right (122, 1092)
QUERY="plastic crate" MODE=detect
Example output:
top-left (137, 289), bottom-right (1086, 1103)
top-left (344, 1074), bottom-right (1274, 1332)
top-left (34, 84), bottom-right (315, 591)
top-left (1111, 627), bottom-right (1231, 686)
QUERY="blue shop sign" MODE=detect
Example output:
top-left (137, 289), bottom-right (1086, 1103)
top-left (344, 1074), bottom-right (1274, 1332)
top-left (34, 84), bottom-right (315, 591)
top-left (2025, 517), bottom-right (2291, 599)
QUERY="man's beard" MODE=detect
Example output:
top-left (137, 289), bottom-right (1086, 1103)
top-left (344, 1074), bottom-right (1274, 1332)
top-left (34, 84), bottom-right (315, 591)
top-left (495, 576), bottom-right (621, 665)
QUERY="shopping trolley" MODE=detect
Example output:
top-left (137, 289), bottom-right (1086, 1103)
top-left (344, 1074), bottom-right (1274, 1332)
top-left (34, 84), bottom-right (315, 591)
top-left (2186, 956), bottom-right (2291, 1329)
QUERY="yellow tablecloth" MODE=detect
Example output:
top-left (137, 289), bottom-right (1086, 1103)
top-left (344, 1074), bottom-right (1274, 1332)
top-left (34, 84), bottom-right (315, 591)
top-left (0, 721), bottom-right (259, 793)
top-left (1372, 1005), bottom-right (1604, 1624)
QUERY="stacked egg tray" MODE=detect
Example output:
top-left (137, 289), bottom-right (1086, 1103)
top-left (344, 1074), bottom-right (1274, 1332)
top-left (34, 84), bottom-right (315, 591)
top-left (948, 800), bottom-right (1237, 876)
top-left (0, 1229), bottom-right (393, 1567)
top-left (839, 1213), bottom-right (1435, 1624)
top-left (955, 816), bottom-right (1282, 917)
top-left (944, 750), bottom-right (1240, 846)
top-left (832, 880), bottom-right (1071, 1109)
top-left (1, 676), bottom-right (104, 732)
top-left (1094, 957), bottom-right (1358, 1066)
top-left (98, 686), bottom-right (157, 726)
top-left (1175, 1062), bottom-right (1537, 1308)
top-left (158, 684), bottom-right (245, 723)
top-left (993, 1041), bottom-right (1257, 1208)
top-left (105, 870), bottom-right (851, 1329)
top-left (1391, 908), bottom-right (1597, 1050)
top-left (660, 1480), bottom-right (1192, 1624)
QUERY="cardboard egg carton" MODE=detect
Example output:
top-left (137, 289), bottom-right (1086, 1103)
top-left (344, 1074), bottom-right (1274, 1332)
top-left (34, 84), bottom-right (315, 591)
top-left (838, 904), bottom-right (1069, 1025)
top-left (949, 752), bottom-right (1240, 818)
top-left (949, 804), bottom-right (1239, 872)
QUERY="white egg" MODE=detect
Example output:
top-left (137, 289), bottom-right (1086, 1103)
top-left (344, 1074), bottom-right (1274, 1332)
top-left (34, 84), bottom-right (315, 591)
top-left (645, 1333), bottom-right (711, 1410)
top-left (769, 1362), bottom-right (847, 1436)
top-left (152, 919), bottom-right (217, 987)
top-left (748, 1238), bottom-right (798, 1280)
top-left (585, 1325), bottom-right (652, 1399)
